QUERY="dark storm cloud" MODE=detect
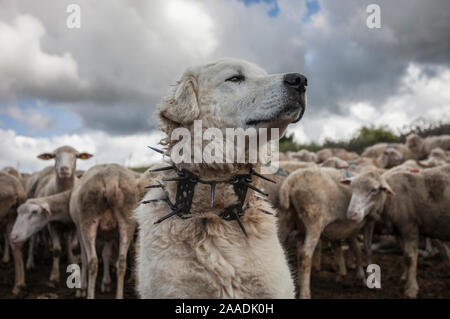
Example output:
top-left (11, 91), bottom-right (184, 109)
top-left (302, 0), bottom-right (450, 113)
top-left (0, 0), bottom-right (449, 135)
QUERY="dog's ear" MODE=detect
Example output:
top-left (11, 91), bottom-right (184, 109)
top-left (160, 73), bottom-right (199, 125)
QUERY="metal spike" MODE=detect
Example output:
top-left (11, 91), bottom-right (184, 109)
top-left (251, 169), bottom-right (276, 183)
top-left (163, 177), bottom-right (187, 182)
top-left (154, 209), bottom-right (181, 224)
top-left (257, 208), bottom-right (273, 215)
top-left (242, 203), bottom-right (273, 215)
top-left (244, 182), bottom-right (268, 196)
top-left (254, 194), bottom-right (267, 200)
top-left (210, 183), bottom-right (216, 207)
top-left (147, 146), bottom-right (166, 155)
top-left (256, 197), bottom-right (271, 203)
top-left (141, 199), bottom-right (162, 204)
top-left (233, 212), bottom-right (248, 237)
top-left (145, 184), bottom-right (164, 189)
top-left (148, 166), bottom-right (175, 173)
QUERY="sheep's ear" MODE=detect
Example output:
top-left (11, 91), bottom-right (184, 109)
top-left (419, 160), bottom-right (428, 167)
top-left (340, 178), bottom-right (353, 185)
top-left (37, 153), bottom-right (54, 160)
top-left (380, 181), bottom-right (395, 195)
top-left (40, 202), bottom-right (52, 215)
top-left (338, 161), bottom-right (350, 169)
top-left (76, 153), bottom-right (93, 160)
top-left (160, 74), bottom-right (199, 125)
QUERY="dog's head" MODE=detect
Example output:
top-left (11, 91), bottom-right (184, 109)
top-left (160, 58), bottom-right (306, 135)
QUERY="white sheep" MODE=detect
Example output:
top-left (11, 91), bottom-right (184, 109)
top-left (26, 146), bottom-right (92, 284)
top-left (0, 171), bottom-right (27, 295)
top-left (406, 133), bottom-right (450, 160)
top-left (343, 165), bottom-right (450, 298)
top-left (278, 167), bottom-right (367, 298)
top-left (69, 164), bottom-right (138, 299)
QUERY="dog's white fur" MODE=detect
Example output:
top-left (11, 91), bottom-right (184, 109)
top-left (135, 58), bottom-right (304, 298)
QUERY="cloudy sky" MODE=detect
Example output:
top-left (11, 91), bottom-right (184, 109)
top-left (1, 0), bottom-right (449, 172)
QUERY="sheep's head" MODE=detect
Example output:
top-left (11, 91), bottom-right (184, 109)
top-left (429, 147), bottom-right (446, 160)
top-left (406, 134), bottom-right (423, 157)
top-left (321, 157), bottom-right (349, 169)
top-left (2, 166), bottom-right (21, 179)
top-left (296, 150), bottom-right (317, 162)
top-left (10, 199), bottom-right (51, 245)
top-left (340, 171), bottom-right (394, 223)
top-left (378, 149), bottom-right (404, 168)
top-left (37, 145), bottom-right (93, 179)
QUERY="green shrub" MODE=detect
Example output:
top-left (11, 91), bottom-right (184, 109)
top-left (130, 166), bottom-right (150, 173)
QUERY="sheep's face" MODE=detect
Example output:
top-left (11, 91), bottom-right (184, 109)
top-left (10, 200), bottom-right (51, 245)
top-left (37, 145), bottom-right (92, 179)
top-left (420, 158), bottom-right (446, 168)
top-left (406, 134), bottom-right (423, 155)
top-left (429, 147), bottom-right (446, 160)
top-left (322, 157), bottom-right (349, 169)
top-left (340, 171), bottom-right (394, 223)
top-left (378, 149), bottom-right (403, 168)
top-left (295, 150), bottom-right (317, 162)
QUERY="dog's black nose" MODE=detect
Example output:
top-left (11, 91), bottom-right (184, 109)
top-left (284, 73), bottom-right (307, 91)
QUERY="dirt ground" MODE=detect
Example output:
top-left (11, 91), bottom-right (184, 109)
top-left (309, 245), bottom-right (450, 299)
top-left (0, 243), bottom-right (448, 299)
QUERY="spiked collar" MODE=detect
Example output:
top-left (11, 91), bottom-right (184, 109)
top-left (142, 146), bottom-right (275, 237)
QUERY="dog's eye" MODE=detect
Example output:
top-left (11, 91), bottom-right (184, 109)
top-left (225, 75), bottom-right (245, 83)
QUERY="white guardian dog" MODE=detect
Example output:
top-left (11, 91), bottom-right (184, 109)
top-left (135, 58), bottom-right (307, 298)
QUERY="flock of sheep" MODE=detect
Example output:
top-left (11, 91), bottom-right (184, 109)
top-left (0, 133), bottom-right (449, 299)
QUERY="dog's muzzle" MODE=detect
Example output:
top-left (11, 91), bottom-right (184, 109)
top-left (284, 73), bottom-right (307, 123)
top-left (292, 103), bottom-right (306, 123)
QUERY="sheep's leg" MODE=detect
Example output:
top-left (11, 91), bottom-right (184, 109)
top-left (10, 243), bottom-right (25, 295)
top-left (126, 238), bottom-right (136, 284)
top-left (101, 241), bottom-right (113, 293)
top-left (402, 235), bottom-right (419, 298)
top-left (349, 236), bottom-right (365, 284)
top-left (297, 224), bottom-right (322, 299)
top-left (81, 218), bottom-right (99, 299)
top-left (48, 224), bottom-right (62, 285)
top-left (26, 235), bottom-right (36, 270)
top-left (6, 220), bottom-right (25, 295)
top-left (433, 239), bottom-right (450, 266)
top-left (72, 233), bottom-right (79, 249)
top-left (333, 241), bottom-right (347, 282)
top-left (312, 240), bottom-right (322, 271)
top-left (71, 231), bottom-right (80, 262)
top-left (346, 244), bottom-right (356, 270)
top-left (2, 232), bottom-right (10, 263)
top-left (363, 220), bottom-right (375, 265)
top-left (75, 230), bottom-right (87, 298)
top-left (424, 238), bottom-right (433, 257)
top-left (115, 213), bottom-right (135, 299)
top-left (398, 237), bottom-right (408, 281)
top-left (66, 230), bottom-right (77, 265)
